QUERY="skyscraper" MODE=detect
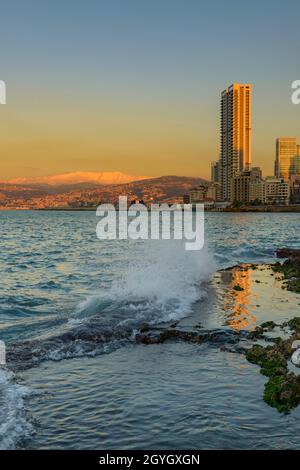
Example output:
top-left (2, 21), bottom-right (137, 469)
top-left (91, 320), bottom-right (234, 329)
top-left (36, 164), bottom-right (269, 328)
top-left (220, 83), bottom-right (252, 201)
top-left (294, 144), bottom-right (300, 175)
top-left (275, 138), bottom-right (297, 181)
top-left (211, 161), bottom-right (220, 183)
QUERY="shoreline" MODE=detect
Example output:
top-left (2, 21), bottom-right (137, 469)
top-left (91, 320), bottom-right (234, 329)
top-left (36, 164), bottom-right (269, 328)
top-left (1, 205), bottom-right (300, 212)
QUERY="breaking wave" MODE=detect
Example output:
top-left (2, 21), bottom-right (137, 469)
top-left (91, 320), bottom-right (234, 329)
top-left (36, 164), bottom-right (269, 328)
top-left (77, 240), bottom-right (215, 323)
top-left (7, 240), bottom-right (215, 369)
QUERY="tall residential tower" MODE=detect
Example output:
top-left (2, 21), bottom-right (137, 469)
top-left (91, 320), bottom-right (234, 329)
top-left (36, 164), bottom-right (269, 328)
top-left (275, 138), bottom-right (298, 180)
top-left (220, 83), bottom-right (252, 201)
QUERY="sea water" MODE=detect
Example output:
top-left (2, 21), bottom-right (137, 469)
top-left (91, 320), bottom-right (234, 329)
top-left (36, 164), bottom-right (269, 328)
top-left (0, 210), bottom-right (299, 449)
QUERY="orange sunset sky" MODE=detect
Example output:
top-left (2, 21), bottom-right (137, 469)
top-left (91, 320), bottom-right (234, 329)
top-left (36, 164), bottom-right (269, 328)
top-left (0, 0), bottom-right (299, 181)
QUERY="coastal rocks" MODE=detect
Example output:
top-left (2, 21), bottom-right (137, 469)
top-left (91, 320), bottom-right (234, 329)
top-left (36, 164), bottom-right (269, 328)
top-left (246, 319), bottom-right (300, 413)
top-left (276, 248), bottom-right (300, 260)
top-left (137, 314), bottom-right (300, 413)
top-left (273, 248), bottom-right (300, 293)
top-left (285, 317), bottom-right (300, 333)
top-left (247, 321), bottom-right (279, 340)
top-left (6, 323), bottom-right (135, 371)
top-left (135, 327), bottom-right (246, 348)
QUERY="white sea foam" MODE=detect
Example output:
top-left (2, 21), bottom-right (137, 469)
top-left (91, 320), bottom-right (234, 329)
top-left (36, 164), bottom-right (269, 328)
top-left (0, 368), bottom-right (34, 449)
top-left (76, 240), bottom-right (216, 325)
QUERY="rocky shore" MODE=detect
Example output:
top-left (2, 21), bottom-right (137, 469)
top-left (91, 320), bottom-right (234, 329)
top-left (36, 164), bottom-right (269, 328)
top-left (6, 248), bottom-right (300, 414)
top-left (135, 248), bottom-right (300, 414)
top-left (273, 248), bottom-right (300, 293)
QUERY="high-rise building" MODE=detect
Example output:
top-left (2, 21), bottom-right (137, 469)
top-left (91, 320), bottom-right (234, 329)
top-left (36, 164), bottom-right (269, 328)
top-left (275, 138), bottom-right (297, 180)
top-left (211, 161), bottom-right (220, 184)
top-left (293, 144), bottom-right (300, 175)
top-left (220, 83), bottom-right (252, 201)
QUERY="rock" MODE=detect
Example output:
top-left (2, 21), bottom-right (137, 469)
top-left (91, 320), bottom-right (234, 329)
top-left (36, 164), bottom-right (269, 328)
top-left (260, 321), bottom-right (277, 330)
top-left (245, 320), bottom-right (300, 413)
top-left (273, 248), bottom-right (300, 293)
top-left (139, 323), bottom-right (150, 333)
top-left (276, 248), bottom-right (300, 259)
top-left (233, 284), bottom-right (244, 291)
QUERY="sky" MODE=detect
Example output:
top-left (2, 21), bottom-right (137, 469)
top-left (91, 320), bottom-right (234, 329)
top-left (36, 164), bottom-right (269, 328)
top-left (0, 0), bottom-right (300, 180)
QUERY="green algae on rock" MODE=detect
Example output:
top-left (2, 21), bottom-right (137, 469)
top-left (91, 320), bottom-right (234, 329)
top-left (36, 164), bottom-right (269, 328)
top-left (246, 322), bottom-right (300, 413)
top-left (273, 248), bottom-right (300, 294)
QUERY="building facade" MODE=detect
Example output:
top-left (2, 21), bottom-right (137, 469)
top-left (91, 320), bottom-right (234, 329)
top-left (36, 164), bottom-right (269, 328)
top-left (275, 138), bottom-right (298, 181)
top-left (231, 167), bottom-right (262, 204)
top-left (189, 185), bottom-right (207, 203)
top-left (290, 175), bottom-right (300, 204)
top-left (263, 177), bottom-right (290, 205)
top-left (211, 161), bottom-right (220, 184)
top-left (220, 83), bottom-right (252, 201)
top-left (207, 182), bottom-right (221, 201)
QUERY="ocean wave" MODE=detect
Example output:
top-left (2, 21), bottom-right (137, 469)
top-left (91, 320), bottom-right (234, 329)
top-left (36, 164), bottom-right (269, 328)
top-left (76, 240), bottom-right (216, 324)
top-left (0, 368), bottom-right (34, 449)
top-left (7, 241), bottom-right (216, 369)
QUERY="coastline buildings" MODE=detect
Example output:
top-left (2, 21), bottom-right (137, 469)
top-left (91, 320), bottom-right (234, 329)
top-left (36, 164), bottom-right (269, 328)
top-left (275, 138), bottom-right (300, 181)
top-left (274, 138), bottom-right (300, 202)
top-left (263, 177), bottom-right (290, 205)
top-left (211, 161), bottom-right (220, 184)
top-left (229, 172), bottom-right (289, 206)
top-left (231, 168), bottom-right (289, 205)
top-left (187, 181), bottom-right (221, 206)
top-left (231, 167), bottom-right (262, 204)
top-left (188, 185), bottom-right (207, 203)
top-left (210, 161), bottom-right (221, 201)
top-left (220, 83), bottom-right (252, 201)
top-left (209, 83), bottom-right (297, 206)
top-left (290, 175), bottom-right (300, 204)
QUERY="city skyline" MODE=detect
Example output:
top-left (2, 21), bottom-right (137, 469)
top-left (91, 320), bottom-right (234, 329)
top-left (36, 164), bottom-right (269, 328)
top-left (0, 0), bottom-right (300, 180)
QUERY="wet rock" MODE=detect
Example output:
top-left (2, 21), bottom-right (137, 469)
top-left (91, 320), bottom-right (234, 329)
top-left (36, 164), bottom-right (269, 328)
top-left (287, 317), bottom-right (300, 333)
top-left (139, 323), bottom-right (150, 333)
top-left (273, 248), bottom-right (300, 293)
top-left (246, 322), bottom-right (300, 413)
top-left (233, 284), bottom-right (244, 291)
top-left (260, 321), bottom-right (277, 331)
top-left (135, 334), bottom-right (161, 345)
top-left (276, 248), bottom-right (300, 260)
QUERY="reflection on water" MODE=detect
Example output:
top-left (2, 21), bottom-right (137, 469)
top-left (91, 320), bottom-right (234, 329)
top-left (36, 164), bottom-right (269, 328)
top-left (222, 265), bottom-right (257, 330)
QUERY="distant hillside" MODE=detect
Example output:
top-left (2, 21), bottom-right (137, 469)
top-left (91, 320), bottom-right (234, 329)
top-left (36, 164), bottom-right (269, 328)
top-left (57, 175), bottom-right (209, 206)
top-left (100, 175), bottom-right (208, 201)
top-left (0, 175), bottom-right (208, 209)
top-left (0, 171), bottom-right (150, 191)
top-left (0, 184), bottom-right (47, 200)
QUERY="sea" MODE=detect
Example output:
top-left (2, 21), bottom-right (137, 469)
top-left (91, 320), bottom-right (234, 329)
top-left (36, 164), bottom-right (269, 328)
top-left (0, 210), bottom-right (300, 450)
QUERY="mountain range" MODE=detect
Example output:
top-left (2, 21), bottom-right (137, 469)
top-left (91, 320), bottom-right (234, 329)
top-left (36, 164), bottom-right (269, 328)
top-left (0, 173), bottom-right (208, 209)
top-left (0, 171), bottom-right (150, 191)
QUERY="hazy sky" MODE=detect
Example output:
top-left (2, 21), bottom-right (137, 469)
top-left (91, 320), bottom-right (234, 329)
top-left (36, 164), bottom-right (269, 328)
top-left (0, 0), bottom-right (300, 179)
